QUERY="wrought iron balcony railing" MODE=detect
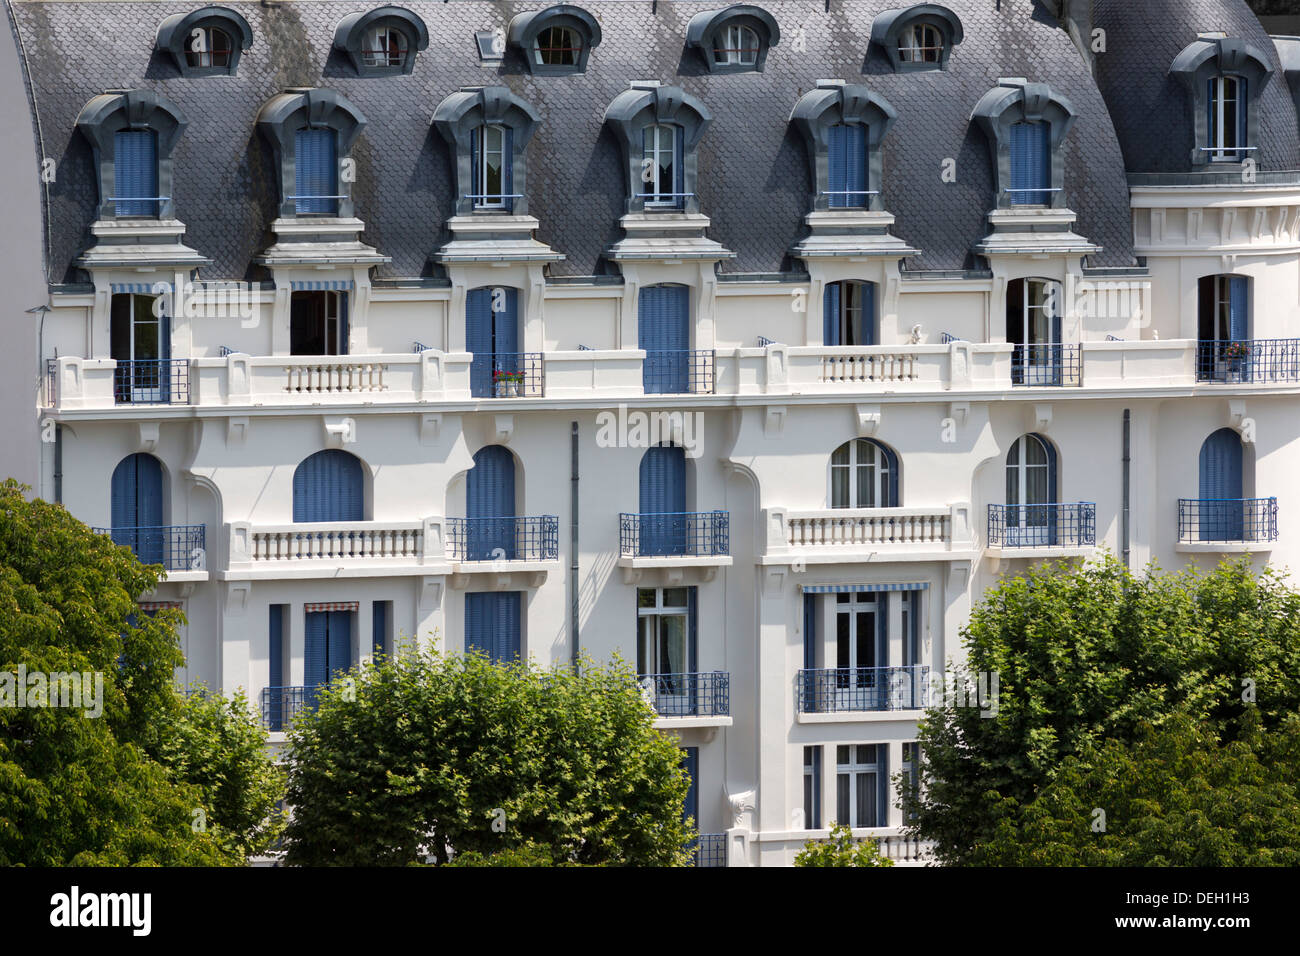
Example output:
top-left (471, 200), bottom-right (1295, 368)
top-left (693, 833), bottom-right (727, 867)
top-left (619, 511), bottom-right (730, 558)
top-left (797, 665), bottom-right (930, 713)
top-left (261, 685), bottom-right (311, 732)
top-left (45, 358), bottom-right (57, 407)
top-left (445, 515), bottom-right (560, 562)
top-left (987, 503), bottom-right (1096, 548)
top-left (1178, 497), bottom-right (1278, 543)
top-left (1011, 343), bottom-right (1082, 387)
top-left (638, 671), bottom-right (730, 718)
top-left (469, 352), bottom-right (544, 398)
top-left (643, 349), bottom-right (715, 395)
top-left (93, 524), bottom-right (206, 571)
top-left (113, 359), bottom-right (190, 404)
top-left (1196, 339), bottom-right (1300, 384)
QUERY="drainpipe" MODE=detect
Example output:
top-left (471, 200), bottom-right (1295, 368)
top-left (1121, 409), bottom-right (1130, 569)
top-left (570, 421), bottom-right (580, 670)
top-left (53, 423), bottom-right (62, 504)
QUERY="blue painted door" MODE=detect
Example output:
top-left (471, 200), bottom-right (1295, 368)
top-left (114, 130), bottom-right (158, 216)
top-left (467, 287), bottom-right (519, 397)
top-left (1199, 428), bottom-right (1244, 541)
top-left (293, 450), bottom-right (364, 523)
top-left (465, 591), bottom-right (522, 663)
top-left (827, 124), bottom-right (867, 208)
top-left (467, 445), bottom-right (516, 560)
top-left (304, 610), bottom-right (352, 704)
top-left (640, 444), bottom-right (687, 555)
top-left (640, 285), bottom-right (690, 393)
top-left (111, 453), bottom-right (164, 564)
top-left (372, 601), bottom-right (387, 658)
top-left (1009, 122), bottom-right (1050, 205)
top-left (295, 128), bottom-right (338, 215)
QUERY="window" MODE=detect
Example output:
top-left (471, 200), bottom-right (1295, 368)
top-left (681, 747), bottom-right (700, 831)
top-left (472, 125), bottom-right (512, 210)
top-left (714, 24), bottom-right (759, 65)
top-left (1197, 276), bottom-right (1250, 382)
top-left (1171, 37), bottom-right (1269, 169)
top-left (113, 130), bottom-right (159, 217)
top-left (290, 290), bottom-right (346, 355)
top-left (899, 23), bottom-right (943, 64)
top-left (466, 445), bottom-right (517, 560)
top-left (111, 453), bottom-right (165, 563)
top-left (1005, 434), bottom-right (1057, 546)
top-left (823, 281), bottom-right (876, 346)
top-left (362, 26), bottom-right (408, 68)
top-left (266, 605), bottom-right (287, 730)
top-left (790, 84), bottom-right (896, 215)
top-left (836, 744), bottom-right (886, 828)
top-left (639, 443), bottom-right (688, 555)
top-left (1198, 429), bottom-right (1246, 542)
top-left (834, 591), bottom-right (880, 697)
top-left (257, 89), bottom-right (366, 221)
top-left (466, 286), bottom-right (520, 398)
top-left (901, 742), bottom-right (920, 819)
top-left (465, 592), bottom-right (522, 663)
top-left (1207, 76), bottom-right (1247, 162)
top-left (184, 26), bottom-right (233, 68)
top-left (535, 25), bottom-right (581, 66)
top-left (293, 128), bottom-right (339, 216)
top-left (110, 293), bottom-right (169, 403)
top-left (304, 609), bottom-right (352, 705)
top-left (639, 284), bottom-right (692, 394)
top-left (642, 124), bottom-right (683, 208)
top-left (1007, 278), bottom-right (1062, 386)
top-left (156, 9), bottom-right (253, 76)
top-left (831, 439), bottom-right (898, 509)
top-left (803, 746), bottom-right (823, 829)
top-left (292, 450), bottom-right (364, 523)
top-left (637, 587), bottom-right (697, 710)
top-left (971, 80), bottom-right (1074, 211)
top-left (1009, 122), bottom-right (1051, 205)
top-left (826, 124), bottom-right (869, 208)
top-left (371, 601), bottom-right (390, 660)
top-left (333, 8), bottom-right (429, 76)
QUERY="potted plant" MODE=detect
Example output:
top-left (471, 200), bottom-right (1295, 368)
top-left (493, 369), bottom-right (524, 397)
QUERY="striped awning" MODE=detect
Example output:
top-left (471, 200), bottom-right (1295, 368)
top-left (111, 282), bottom-right (166, 294)
top-left (289, 280), bottom-right (354, 291)
top-left (800, 582), bottom-right (929, 593)
top-left (138, 600), bottom-right (183, 611)
top-left (305, 601), bottom-right (359, 612)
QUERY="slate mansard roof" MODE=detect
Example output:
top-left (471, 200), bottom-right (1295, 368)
top-left (6, 0), bottom-right (1166, 283)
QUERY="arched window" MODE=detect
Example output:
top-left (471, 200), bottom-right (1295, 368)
top-left (111, 453), bottom-right (165, 564)
top-left (871, 4), bottom-right (963, 72)
top-left (686, 5), bottom-right (780, 74)
top-left (293, 450), bottom-right (364, 523)
top-left (76, 90), bottom-right (187, 221)
top-left (790, 84), bottom-right (896, 214)
top-left (257, 89), bottom-right (366, 220)
top-left (155, 8), bottom-right (254, 77)
top-left (604, 84), bottom-right (710, 215)
top-left (639, 444), bottom-right (688, 556)
top-left (1198, 429), bottom-right (1245, 541)
top-left (824, 281), bottom-right (876, 347)
top-left (1005, 434), bottom-right (1057, 546)
top-left (535, 25), bottom-right (582, 66)
top-left (714, 24), bottom-right (759, 66)
top-left (830, 439), bottom-right (898, 509)
top-left (432, 86), bottom-right (540, 217)
top-left (473, 124), bottom-right (512, 210)
top-left (971, 80), bottom-right (1075, 211)
top-left (466, 445), bottom-right (517, 560)
top-left (333, 7), bottom-right (429, 75)
top-left (508, 5), bottom-right (602, 75)
top-left (899, 23), bottom-right (943, 64)
top-left (1171, 36), bottom-right (1270, 168)
top-left (185, 26), bottom-right (233, 68)
top-left (362, 25), bottom-right (408, 68)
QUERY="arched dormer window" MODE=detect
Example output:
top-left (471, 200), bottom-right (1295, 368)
top-left (333, 7), bottom-right (429, 76)
top-left (257, 89), bottom-right (366, 219)
top-left (1171, 37), bottom-right (1271, 167)
top-left (790, 83), bottom-right (897, 213)
top-left (433, 86), bottom-right (540, 216)
top-left (830, 439), bottom-right (898, 509)
top-left (507, 5), bottom-right (602, 75)
top-left (76, 90), bottom-right (187, 220)
top-left (971, 79), bottom-right (1075, 210)
top-left (155, 7), bottom-right (253, 77)
top-left (686, 5), bottom-right (780, 74)
top-left (604, 84), bottom-right (711, 214)
top-left (870, 4), bottom-right (963, 72)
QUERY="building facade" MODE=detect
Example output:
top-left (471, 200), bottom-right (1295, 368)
top-left (3, 0), bottom-right (1300, 865)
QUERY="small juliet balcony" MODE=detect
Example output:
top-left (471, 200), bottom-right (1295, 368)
top-left (640, 671), bottom-right (732, 728)
top-left (469, 352), bottom-right (545, 398)
top-left (986, 503), bottom-right (1096, 557)
top-left (1176, 498), bottom-right (1278, 552)
top-left (618, 511), bottom-right (732, 575)
top-left (643, 349), bottom-right (716, 395)
top-left (93, 524), bottom-right (207, 578)
top-left (1010, 344), bottom-right (1082, 387)
top-left (796, 665), bottom-right (930, 718)
top-left (1196, 339), bottom-right (1300, 385)
top-left (445, 516), bottom-right (560, 564)
top-left (261, 685), bottom-right (312, 733)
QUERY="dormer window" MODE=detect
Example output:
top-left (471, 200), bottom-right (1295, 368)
top-left (790, 84), bottom-right (896, 214)
top-left (473, 125), bottom-right (512, 210)
top-left (826, 124), bottom-right (868, 209)
top-left (687, 5), bottom-right (779, 74)
top-left (257, 89), bottom-right (367, 220)
top-left (76, 89), bottom-right (187, 221)
top-left (642, 125), bottom-right (682, 208)
top-left (1207, 75), bottom-right (1247, 162)
top-left (156, 7), bottom-right (253, 77)
top-left (334, 7), bottom-right (429, 76)
top-left (1009, 121), bottom-right (1051, 205)
top-left (604, 84), bottom-right (711, 215)
top-left (294, 128), bottom-right (339, 215)
top-left (433, 86), bottom-right (540, 217)
top-left (114, 130), bottom-right (160, 217)
top-left (870, 4), bottom-right (963, 73)
top-left (971, 80), bottom-right (1075, 210)
top-left (185, 25), bottom-right (233, 69)
top-left (508, 6), bottom-right (601, 75)
top-left (899, 23), bottom-right (943, 65)
top-left (362, 26), bottom-right (408, 69)
top-left (1171, 36), bottom-right (1270, 168)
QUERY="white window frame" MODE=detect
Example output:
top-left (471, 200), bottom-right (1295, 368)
top-left (642, 124), bottom-right (679, 207)
top-left (185, 26), bottom-right (233, 68)
top-left (835, 743), bottom-right (882, 829)
top-left (475, 125), bottom-right (508, 210)
top-left (1208, 75), bottom-right (1245, 163)
top-left (899, 23), bottom-right (943, 64)
top-left (714, 24), bottom-right (759, 65)
top-left (636, 586), bottom-right (691, 681)
top-left (830, 438), bottom-right (892, 509)
top-left (362, 26), bottom-right (407, 68)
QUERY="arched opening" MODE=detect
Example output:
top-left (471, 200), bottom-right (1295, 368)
top-left (292, 450), bottom-right (365, 523)
top-left (111, 453), bottom-right (165, 564)
top-left (1197, 428), bottom-right (1246, 541)
top-left (830, 438), bottom-right (899, 508)
top-left (465, 445), bottom-right (518, 560)
top-left (639, 443), bottom-right (688, 555)
top-left (1004, 433), bottom-right (1058, 546)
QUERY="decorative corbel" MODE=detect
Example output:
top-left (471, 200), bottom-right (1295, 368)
top-left (492, 414), bottom-right (514, 444)
top-left (323, 416), bottom-right (356, 445)
top-left (1031, 403), bottom-right (1052, 432)
top-left (137, 422), bottom-right (160, 454)
top-left (855, 404), bottom-right (882, 437)
top-left (764, 405), bottom-right (787, 437)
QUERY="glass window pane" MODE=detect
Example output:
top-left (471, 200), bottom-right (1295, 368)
top-left (837, 774), bottom-right (850, 824)
top-left (637, 588), bottom-right (657, 609)
top-left (661, 614), bottom-right (687, 673)
top-left (857, 772), bottom-right (871, 826)
top-left (663, 587), bottom-right (688, 608)
top-left (836, 744), bottom-right (849, 765)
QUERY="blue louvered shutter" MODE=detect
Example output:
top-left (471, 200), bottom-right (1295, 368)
top-left (824, 282), bottom-right (842, 346)
top-left (135, 454), bottom-right (164, 564)
top-left (295, 128), bottom-right (338, 215)
top-left (114, 130), bottom-right (158, 216)
top-left (372, 601), bottom-right (386, 658)
top-left (802, 592), bottom-right (818, 710)
top-left (466, 592), bottom-right (520, 663)
top-left (1229, 277), bottom-right (1248, 340)
top-left (1041, 435), bottom-right (1059, 546)
top-left (828, 125), bottom-right (848, 209)
top-left (639, 285), bottom-right (690, 393)
top-left (640, 444), bottom-right (686, 555)
top-left (1010, 122), bottom-right (1050, 205)
top-left (304, 611), bottom-right (328, 699)
top-left (293, 450), bottom-right (364, 523)
top-left (494, 287), bottom-right (519, 381)
top-left (467, 445), bottom-right (516, 560)
top-left (466, 288), bottom-right (494, 397)
top-left (338, 292), bottom-right (350, 356)
top-left (681, 747), bottom-right (699, 828)
top-left (884, 443), bottom-right (900, 507)
top-left (326, 610), bottom-right (351, 678)
top-left (876, 747), bottom-right (889, 827)
top-left (1200, 429), bottom-right (1244, 541)
top-left (861, 282), bottom-right (877, 346)
top-left (268, 605), bottom-right (284, 729)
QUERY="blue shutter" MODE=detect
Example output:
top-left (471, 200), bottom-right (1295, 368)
top-left (1200, 428), bottom-right (1244, 541)
top-left (467, 445), bottom-right (516, 560)
top-left (293, 450), bottom-right (364, 523)
top-left (1010, 122), bottom-right (1050, 205)
top-left (884, 443), bottom-right (900, 507)
top-left (295, 128), bottom-right (337, 215)
top-left (861, 282), bottom-right (877, 346)
top-left (1229, 277), bottom-right (1248, 340)
top-left (803, 592), bottom-right (818, 711)
top-left (681, 747), bottom-right (699, 828)
top-left (1041, 434), bottom-right (1059, 546)
top-left (112, 454), bottom-right (163, 564)
top-left (304, 611), bottom-right (328, 694)
top-left (639, 285), bottom-right (690, 393)
top-left (466, 592), bottom-right (521, 663)
top-left (466, 287), bottom-right (493, 397)
top-left (326, 610), bottom-right (351, 678)
top-left (338, 292), bottom-right (349, 356)
top-left (494, 287), bottom-right (519, 379)
top-left (876, 747), bottom-right (889, 827)
top-left (114, 130), bottom-right (158, 216)
top-left (828, 125), bottom-right (847, 209)
top-left (640, 444), bottom-right (687, 555)
top-left (269, 606), bottom-right (283, 689)
top-left (372, 601), bottom-right (386, 658)
top-left (824, 282), bottom-right (841, 346)
top-left (847, 125), bottom-right (867, 207)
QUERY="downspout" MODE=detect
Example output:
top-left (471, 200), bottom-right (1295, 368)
top-left (570, 421), bottom-right (580, 670)
top-left (53, 423), bottom-right (62, 504)
top-left (1121, 409), bottom-right (1130, 569)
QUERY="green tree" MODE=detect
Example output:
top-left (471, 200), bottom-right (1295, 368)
top-left (904, 555), bottom-right (1300, 865)
top-left (794, 823), bottom-right (894, 867)
top-left (0, 480), bottom-right (230, 864)
top-left (281, 647), bottom-right (693, 866)
top-left (971, 711), bottom-right (1300, 866)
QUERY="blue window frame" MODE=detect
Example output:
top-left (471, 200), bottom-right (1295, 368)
top-left (467, 287), bottom-right (519, 398)
top-left (1005, 433), bottom-right (1058, 547)
top-left (826, 123), bottom-right (868, 209)
top-left (639, 443), bottom-right (687, 556)
top-left (114, 129), bottom-right (159, 216)
top-left (1009, 121), bottom-right (1050, 205)
top-left (466, 445), bottom-right (516, 560)
top-left (823, 281), bottom-right (875, 346)
top-left (294, 128), bottom-right (339, 215)
top-left (465, 591), bottom-right (522, 663)
top-left (639, 284), bottom-right (690, 394)
top-left (292, 450), bottom-right (364, 523)
top-left (803, 745), bottom-right (822, 829)
top-left (111, 453), bottom-right (164, 564)
top-left (1199, 428), bottom-right (1245, 542)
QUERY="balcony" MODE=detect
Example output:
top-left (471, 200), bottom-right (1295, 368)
top-left (113, 359), bottom-right (191, 404)
top-left (470, 352), bottom-right (545, 398)
top-left (640, 671), bottom-right (730, 723)
top-left (445, 516), bottom-right (560, 562)
top-left (93, 524), bottom-right (206, 574)
top-left (986, 503), bottom-right (1096, 555)
top-left (618, 510), bottom-right (731, 571)
top-left (765, 505), bottom-right (977, 566)
top-left (261, 685), bottom-right (312, 733)
top-left (797, 666), bottom-right (929, 716)
top-left (693, 833), bottom-right (727, 867)
top-left (1011, 344), bottom-right (1082, 387)
top-left (1196, 339), bottom-right (1300, 384)
top-left (643, 349), bottom-right (715, 395)
top-left (1177, 498), bottom-right (1278, 551)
